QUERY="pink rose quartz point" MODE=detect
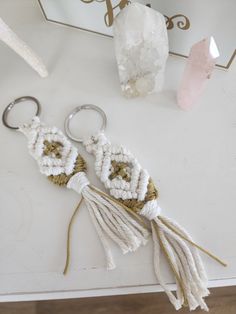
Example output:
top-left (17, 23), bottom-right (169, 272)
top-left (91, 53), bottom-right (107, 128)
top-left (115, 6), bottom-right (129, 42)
top-left (177, 37), bottom-right (220, 110)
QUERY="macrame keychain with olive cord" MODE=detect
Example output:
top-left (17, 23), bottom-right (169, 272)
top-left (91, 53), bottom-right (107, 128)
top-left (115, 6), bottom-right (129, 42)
top-left (2, 96), bottom-right (149, 274)
top-left (65, 104), bottom-right (227, 312)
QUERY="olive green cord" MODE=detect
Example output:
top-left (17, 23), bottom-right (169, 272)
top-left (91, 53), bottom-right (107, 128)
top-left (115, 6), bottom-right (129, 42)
top-left (63, 197), bottom-right (84, 275)
top-left (158, 216), bottom-right (227, 267)
top-left (153, 222), bottom-right (188, 307)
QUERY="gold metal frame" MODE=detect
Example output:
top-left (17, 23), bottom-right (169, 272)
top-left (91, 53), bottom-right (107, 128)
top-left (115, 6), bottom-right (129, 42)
top-left (37, 0), bottom-right (235, 69)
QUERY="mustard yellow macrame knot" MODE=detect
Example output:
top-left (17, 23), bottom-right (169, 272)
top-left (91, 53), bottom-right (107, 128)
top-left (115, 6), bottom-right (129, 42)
top-left (47, 155), bottom-right (87, 186)
top-left (43, 140), bottom-right (63, 159)
top-left (118, 179), bottom-right (158, 213)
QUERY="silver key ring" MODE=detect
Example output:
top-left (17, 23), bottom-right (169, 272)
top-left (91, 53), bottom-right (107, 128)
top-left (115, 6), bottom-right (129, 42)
top-left (2, 96), bottom-right (41, 130)
top-left (64, 104), bottom-right (107, 143)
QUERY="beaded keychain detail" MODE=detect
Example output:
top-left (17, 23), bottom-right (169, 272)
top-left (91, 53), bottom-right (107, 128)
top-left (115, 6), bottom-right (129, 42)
top-left (2, 97), bottom-right (149, 274)
top-left (65, 104), bottom-right (227, 312)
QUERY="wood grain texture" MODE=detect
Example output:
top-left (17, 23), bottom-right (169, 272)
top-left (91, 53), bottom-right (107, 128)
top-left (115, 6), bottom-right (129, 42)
top-left (1, 287), bottom-right (236, 314)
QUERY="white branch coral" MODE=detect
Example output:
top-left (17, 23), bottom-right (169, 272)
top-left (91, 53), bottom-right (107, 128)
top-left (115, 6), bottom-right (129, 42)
top-left (0, 17), bottom-right (48, 78)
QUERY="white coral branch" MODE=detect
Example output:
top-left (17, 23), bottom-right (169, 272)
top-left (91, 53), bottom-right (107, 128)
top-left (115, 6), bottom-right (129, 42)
top-left (0, 17), bottom-right (48, 78)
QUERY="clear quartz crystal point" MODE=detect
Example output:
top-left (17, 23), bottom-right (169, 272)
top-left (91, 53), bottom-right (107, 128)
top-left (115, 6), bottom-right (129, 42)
top-left (113, 3), bottom-right (169, 98)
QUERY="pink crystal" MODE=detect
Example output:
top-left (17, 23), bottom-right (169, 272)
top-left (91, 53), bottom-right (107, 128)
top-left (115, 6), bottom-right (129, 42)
top-left (177, 37), bottom-right (219, 110)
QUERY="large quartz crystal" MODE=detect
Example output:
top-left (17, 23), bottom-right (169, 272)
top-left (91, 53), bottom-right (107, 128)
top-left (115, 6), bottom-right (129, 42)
top-left (113, 3), bottom-right (169, 97)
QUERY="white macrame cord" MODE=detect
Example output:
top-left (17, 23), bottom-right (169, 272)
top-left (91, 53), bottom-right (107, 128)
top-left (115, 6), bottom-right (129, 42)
top-left (83, 131), bottom-right (226, 311)
top-left (19, 117), bottom-right (149, 271)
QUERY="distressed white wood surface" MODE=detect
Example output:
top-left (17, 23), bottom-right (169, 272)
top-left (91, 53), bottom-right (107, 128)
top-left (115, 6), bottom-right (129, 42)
top-left (0, 0), bottom-right (235, 302)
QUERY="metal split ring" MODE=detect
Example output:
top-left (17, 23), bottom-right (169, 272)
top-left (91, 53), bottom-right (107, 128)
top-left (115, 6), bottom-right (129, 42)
top-left (64, 104), bottom-right (107, 143)
top-left (2, 96), bottom-right (41, 130)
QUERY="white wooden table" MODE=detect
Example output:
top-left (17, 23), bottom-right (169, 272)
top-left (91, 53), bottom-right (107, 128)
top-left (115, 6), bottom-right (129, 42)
top-left (0, 0), bottom-right (235, 302)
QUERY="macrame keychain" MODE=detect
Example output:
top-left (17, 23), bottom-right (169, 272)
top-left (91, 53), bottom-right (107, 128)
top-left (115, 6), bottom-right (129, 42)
top-left (2, 97), bottom-right (149, 273)
top-left (65, 104), bottom-right (227, 311)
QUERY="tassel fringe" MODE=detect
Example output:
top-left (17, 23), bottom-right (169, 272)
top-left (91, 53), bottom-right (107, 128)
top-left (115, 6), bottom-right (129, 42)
top-left (151, 215), bottom-right (227, 311)
top-left (66, 172), bottom-right (149, 271)
top-left (84, 185), bottom-right (149, 269)
top-left (65, 173), bottom-right (226, 312)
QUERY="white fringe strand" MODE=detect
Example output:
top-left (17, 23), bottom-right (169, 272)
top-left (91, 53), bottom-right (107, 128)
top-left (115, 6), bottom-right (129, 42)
top-left (153, 216), bottom-right (210, 311)
top-left (67, 172), bottom-right (149, 269)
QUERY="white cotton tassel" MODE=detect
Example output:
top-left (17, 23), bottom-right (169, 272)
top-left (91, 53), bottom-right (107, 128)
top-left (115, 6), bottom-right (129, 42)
top-left (152, 215), bottom-right (210, 311)
top-left (0, 17), bottom-right (48, 78)
top-left (139, 197), bottom-right (226, 311)
top-left (67, 172), bottom-right (149, 270)
top-left (151, 222), bottom-right (182, 310)
top-left (85, 197), bottom-right (116, 270)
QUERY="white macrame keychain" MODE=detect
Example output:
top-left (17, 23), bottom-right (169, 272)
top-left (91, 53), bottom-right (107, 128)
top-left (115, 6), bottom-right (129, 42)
top-left (65, 104), bottom-right (227, 311)
top-left (2, 97), bottom-right (149, 274)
